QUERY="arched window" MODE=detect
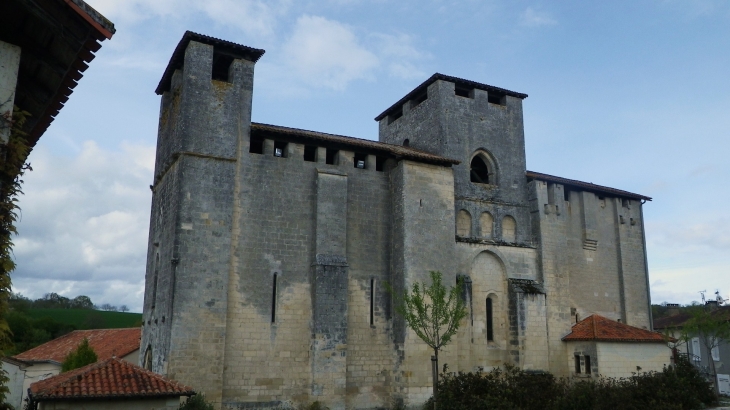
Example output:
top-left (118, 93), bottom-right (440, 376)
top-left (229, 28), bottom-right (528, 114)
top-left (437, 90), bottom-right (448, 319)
top-left (502, 216), bottom-right (516, 242)
top-left (470, 152), bottom-right (496, 185)
top-left (403, 138), bottom-right (410, 147)
top-left (143, 345), bottom-right (152, 370)
top-left (456, 210), bottom-right (472, 237)
top-left (486, 297), bottom-right (494, 341)
top-left (480, 212), bottom-right (493, 239)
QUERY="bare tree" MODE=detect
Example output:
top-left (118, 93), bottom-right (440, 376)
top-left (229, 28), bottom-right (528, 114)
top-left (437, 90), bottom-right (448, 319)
top-left (119, 305), bottom-right (129, 313)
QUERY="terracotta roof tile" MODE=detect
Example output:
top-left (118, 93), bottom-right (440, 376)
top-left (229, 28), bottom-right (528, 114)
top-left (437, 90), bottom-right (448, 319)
top-left (29, 357), bottom-right (195, 401)
top-left (563, 315), bottom-right (666, 342)
top-left (14, 328), bottom-right (140, 364)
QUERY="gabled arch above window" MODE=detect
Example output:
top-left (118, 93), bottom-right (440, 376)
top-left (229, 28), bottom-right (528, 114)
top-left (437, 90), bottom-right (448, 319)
top-left (470, 151), bottom-right (497, 185)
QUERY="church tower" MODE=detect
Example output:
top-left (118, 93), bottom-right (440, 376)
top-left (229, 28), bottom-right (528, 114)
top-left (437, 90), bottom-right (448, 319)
top-left (376, 74), bottom-right (531, 246)
top-left (141, 31), bottom-right (264, 405)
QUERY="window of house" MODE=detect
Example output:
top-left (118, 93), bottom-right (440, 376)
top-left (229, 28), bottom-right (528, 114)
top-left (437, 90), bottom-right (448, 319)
top-left (575, 355), bottom-right (581, 374)
top-left (456, 210), bottom-right (472, 237)
top-left (455, 84), bottom-right (474, 98)
top-left (375, 156), bottom-right (386, 172)
top-left (585, 355), bottom-right (592, 374)
top-left (712, 345), bottom-right (720, 362)
top-left (354, 153), bottom-right (367, 169)
top-left (692, 337), bottom-right (701, 360)
top-left (211, 52), bottom-right (233, 82)
top-left (370, 278), bottom-right (375, 326)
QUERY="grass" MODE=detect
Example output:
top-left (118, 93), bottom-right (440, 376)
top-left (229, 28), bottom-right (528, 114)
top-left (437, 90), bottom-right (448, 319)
top-left (25, 308), bottom-right (142, 329)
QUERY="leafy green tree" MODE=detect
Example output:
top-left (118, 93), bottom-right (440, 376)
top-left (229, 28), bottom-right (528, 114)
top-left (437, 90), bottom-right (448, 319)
top-left (61, 338), bottom-right (98, 372)
top-left (71, 295), bottom-right (94, 309)
top-left (681, 307), bottom-right (730, 399)
top-left (390, 271), bottom-right (468, 409)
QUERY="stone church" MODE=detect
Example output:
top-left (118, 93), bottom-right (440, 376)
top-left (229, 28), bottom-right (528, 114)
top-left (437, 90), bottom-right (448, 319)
top-left (141, 31), bottom-right (659, 409)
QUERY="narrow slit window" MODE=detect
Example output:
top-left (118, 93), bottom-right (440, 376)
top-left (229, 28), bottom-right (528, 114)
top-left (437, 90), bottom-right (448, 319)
top-left (403, 138), bottom-right (410, 147)
top-left (304, 145), bottom-right (317, 162)
top-left (152, 254), bottom-right (159, 309)
top-left (326, 148), bottom-right (338, 165)
top-left (211, 53), bottom-right (233, 82)
top-left (375, 156), bottom-right (385, 172)
top-left (273, 141), bottom-right (287, 158)
top-left (354, 153), bottom-right (367, 169)
top-left (249, 136), bottom-right (264, 154)
top-left (370, 278), bottom-right (375, 326)
top-left (585, 355), bottom-right (591, 374)
top-left (271, 273), bottom-right (277, 323)
top-left (575, 355), bottom-right (582, 374)
top-left (486, 297), bottom-right (494, 341)
top-left (564, 188), bottom-right (571, 202)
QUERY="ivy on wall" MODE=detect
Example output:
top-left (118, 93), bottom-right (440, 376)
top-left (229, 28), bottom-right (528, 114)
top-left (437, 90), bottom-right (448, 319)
top-left (0, 106), bottom-right (32, 402)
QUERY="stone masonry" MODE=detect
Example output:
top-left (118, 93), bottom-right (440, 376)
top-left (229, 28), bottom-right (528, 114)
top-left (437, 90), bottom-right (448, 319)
top-left (141, 32), bottom-right (655, 410)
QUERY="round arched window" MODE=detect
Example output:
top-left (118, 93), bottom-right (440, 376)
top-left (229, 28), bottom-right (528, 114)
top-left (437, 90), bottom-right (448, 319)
top-left (470, 155), bottom-right (492, 184)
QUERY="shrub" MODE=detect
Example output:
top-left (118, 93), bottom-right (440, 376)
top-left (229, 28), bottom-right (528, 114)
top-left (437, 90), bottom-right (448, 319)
top-left (425, 358), bottom-right (716, 410)
top-left (179, 394), bottom-right (215, 410)
top-left (60, 338), bottom-right (97, 372)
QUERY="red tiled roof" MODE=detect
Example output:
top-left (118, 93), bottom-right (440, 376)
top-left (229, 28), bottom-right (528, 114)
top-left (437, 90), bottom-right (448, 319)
top-left (14, 328), bottom-right (140, 364)
top-left (563, 315), bottom-right (666, 343)
top-left (29, 357), bottom-right (195, 401)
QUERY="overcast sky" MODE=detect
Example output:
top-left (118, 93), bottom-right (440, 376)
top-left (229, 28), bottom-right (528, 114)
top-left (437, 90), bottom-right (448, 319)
top-left (11, 0), bottom-right (730, 312)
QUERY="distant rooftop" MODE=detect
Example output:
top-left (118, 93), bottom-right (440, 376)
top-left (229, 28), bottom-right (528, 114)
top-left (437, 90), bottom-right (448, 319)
top-left (14, 328), bottom-right (140, 365)
top-left (374, 73), bottom-right (528, 121)
top-left (563, 315), bottom-right (665, 343)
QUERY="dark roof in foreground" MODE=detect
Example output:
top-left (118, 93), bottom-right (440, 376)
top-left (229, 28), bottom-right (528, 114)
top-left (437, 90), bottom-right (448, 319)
top-left (563, 315), bottom-right (666, 342)
top-left (29, 357), bottom-right (195, 401)
top-left (14, 328), bottom-right (140, 364)
top-left (156, 31), bottom-right (266, 95)
top-left (251, 122), bottom-right (460, 166)
top-left (527, 171), bottom-right (652, 201)
top-left (375, 73), bottom-right (528, 121)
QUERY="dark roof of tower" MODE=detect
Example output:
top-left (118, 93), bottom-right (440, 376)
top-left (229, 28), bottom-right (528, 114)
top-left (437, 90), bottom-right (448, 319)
top-left (374, 73), bottom-right (528, 121)
top-left (251, 122), bottom-right (460, 166)
top-left (526, 171), bottom-right (652, 201)
top-left (155, 31), bottom-right (266, 95)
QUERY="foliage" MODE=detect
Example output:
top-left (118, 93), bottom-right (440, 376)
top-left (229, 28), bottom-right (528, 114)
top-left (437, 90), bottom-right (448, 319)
top-left (61, 338), bottom-right (98, 372)
top-left (179, 394), bottom-right (215, 410)
top-left (392, 271), bottom-right (468, 355)
top-left (424, 357), bottom-right (716, 410)
top-left (680, 307), bottom-right (730, 397)
top-left (0, 106), bottom-right (32, 406)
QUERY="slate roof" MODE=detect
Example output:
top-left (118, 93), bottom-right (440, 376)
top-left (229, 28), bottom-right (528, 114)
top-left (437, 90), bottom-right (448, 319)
top-left (251, 122), bottom-right (460, 166)
top-left (563, 315), bottom-right (666, 343)
top-left (375, 73), bottom-right (528, 121)
top-left (29, 357), bottom-right (195, 401)
top-left (156, 31), bottom-right (266, 95)
top-left (14, 328), bottom-right (140, 365)
top-left (526, 171), bottom-right (652, 201)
